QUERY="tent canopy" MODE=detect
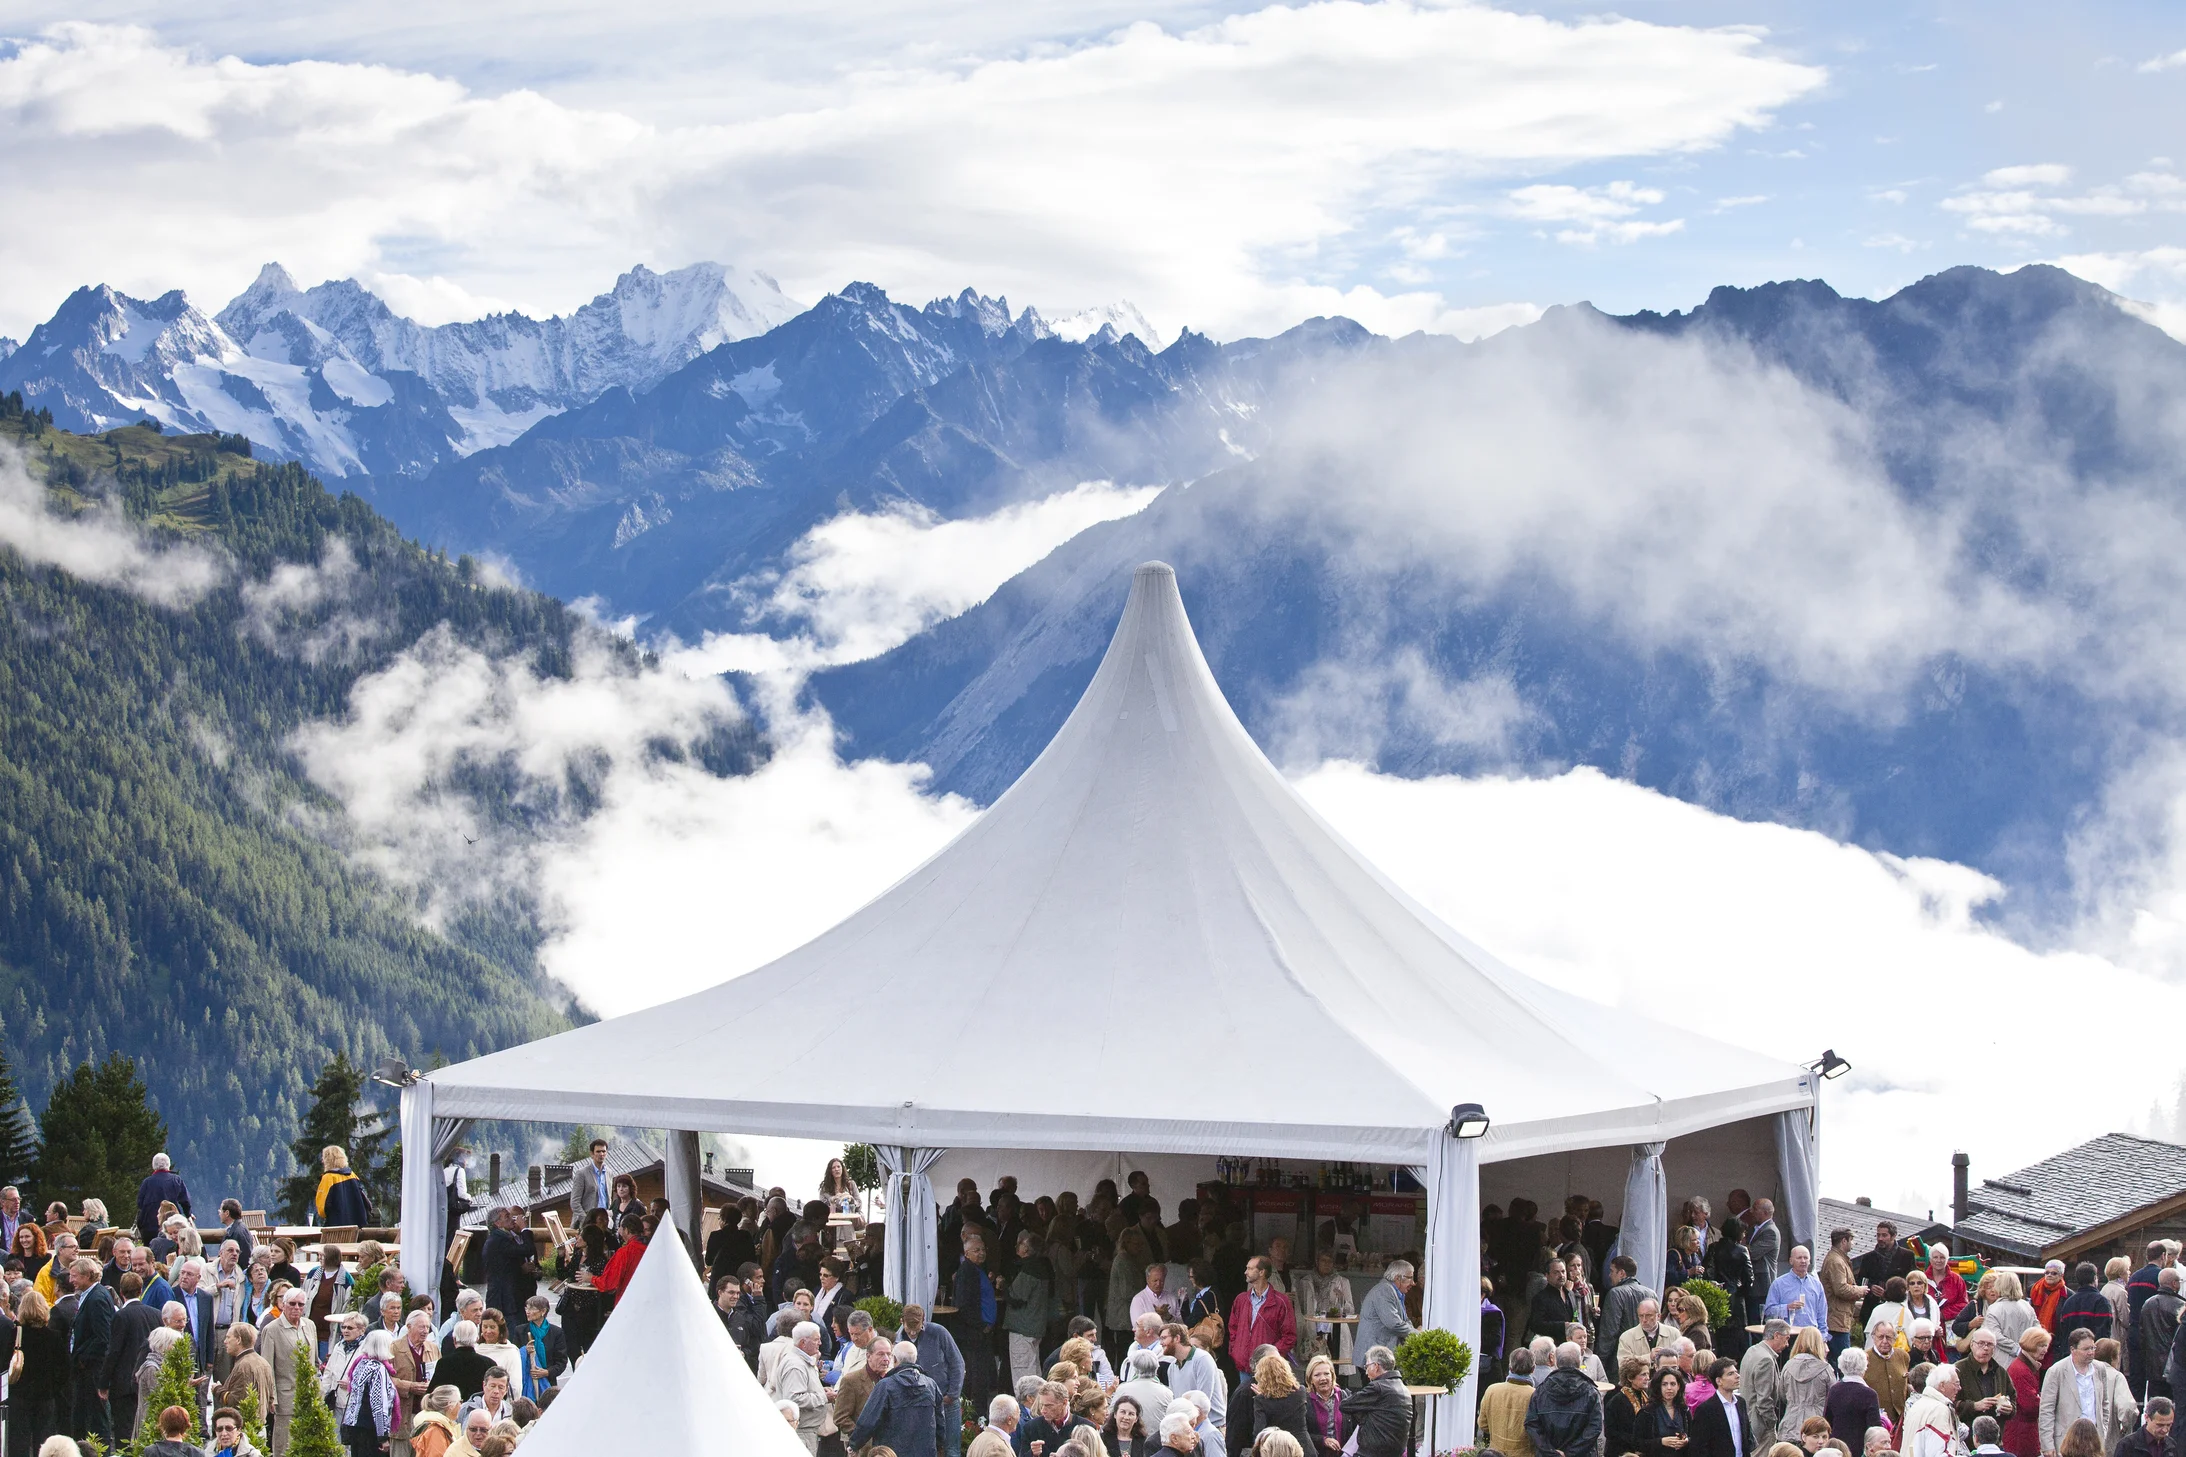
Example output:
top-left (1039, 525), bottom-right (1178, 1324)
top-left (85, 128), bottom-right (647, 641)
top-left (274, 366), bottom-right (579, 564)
top-left (517, 1229), bottom-right (807, 1457)
top-left (424, 562), bottom-right (1809, 1162)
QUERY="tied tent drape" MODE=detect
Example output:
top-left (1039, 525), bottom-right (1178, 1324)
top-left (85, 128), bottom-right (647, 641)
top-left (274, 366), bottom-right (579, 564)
top-left (1774, 1084), bottom-right (1821, 1251)
top-left (1410, 1132), bottom-right (1482, 1449)
top-left (875, 1145), bottom-right (947, 1306)
top-left (398, 1081), bottom-right (473, 1303)
top-left (1612, 1141), bottom-right (1669, 1294)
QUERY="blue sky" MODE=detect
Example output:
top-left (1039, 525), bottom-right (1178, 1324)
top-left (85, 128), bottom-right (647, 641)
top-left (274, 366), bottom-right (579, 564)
top-left (0, 1), bottom-right (2181, 339)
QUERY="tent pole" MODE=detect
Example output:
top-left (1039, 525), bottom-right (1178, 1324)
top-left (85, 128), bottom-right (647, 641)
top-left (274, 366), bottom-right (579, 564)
top-left (664, 1130), bottom-right (704, 1264)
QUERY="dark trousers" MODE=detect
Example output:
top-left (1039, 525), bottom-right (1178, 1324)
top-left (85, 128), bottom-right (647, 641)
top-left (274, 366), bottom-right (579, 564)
top-left (109, 1389), bottom-right (138, 1447)
top-left (8, 1392), bottom-right (59, 1457)
top-left (69, 1363), bottom-right (108, 1445)
top-left (343, 1420), bottom-right (387, 1457)
top-left (958, 1325), bottom-right (998, 1412)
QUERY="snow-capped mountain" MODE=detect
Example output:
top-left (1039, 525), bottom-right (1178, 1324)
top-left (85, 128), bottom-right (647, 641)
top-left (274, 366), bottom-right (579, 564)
top-left (1037, 300), bottom-right (1164, 346)
top-left (0, 263), bottom-right (805, 478)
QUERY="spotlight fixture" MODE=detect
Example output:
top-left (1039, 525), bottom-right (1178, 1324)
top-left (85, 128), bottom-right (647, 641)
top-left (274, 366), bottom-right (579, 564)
top-left (1808, 1049), bottom-right (1851, 1081)
top-left (1448, 1103), bottom-right (1491, 1139)
top-left (371, 1055), bottom-right (420, 1089)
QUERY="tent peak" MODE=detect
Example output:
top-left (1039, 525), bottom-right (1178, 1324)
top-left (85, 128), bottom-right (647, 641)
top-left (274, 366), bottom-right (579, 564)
top-left (1135, 560), bottom-right (1176, 582)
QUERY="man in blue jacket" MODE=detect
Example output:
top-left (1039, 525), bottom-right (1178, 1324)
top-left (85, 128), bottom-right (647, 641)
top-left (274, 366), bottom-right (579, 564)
top-left (851, 1340), bottom-right (950, 1457)
top-left (902, 1305), bottom-right (966, 1457)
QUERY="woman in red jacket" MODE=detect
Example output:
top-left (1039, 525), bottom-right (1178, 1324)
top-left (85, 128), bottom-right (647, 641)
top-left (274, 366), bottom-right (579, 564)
top-left (2000, 1325), bottom-right (2052, 1457)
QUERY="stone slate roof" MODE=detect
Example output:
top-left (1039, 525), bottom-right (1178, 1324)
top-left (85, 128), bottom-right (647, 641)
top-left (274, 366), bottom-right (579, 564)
top-left (1955, 1132), bottom-right (2186, 1261)
top-left (1817, 1197), bottom-right (1950, 1257)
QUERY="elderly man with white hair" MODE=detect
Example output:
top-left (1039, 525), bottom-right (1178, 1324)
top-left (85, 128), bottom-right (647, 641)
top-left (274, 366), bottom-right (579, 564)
top-left (1527, 1335), bottom-right (1557, 1387)
top-left (771, 1319), bottom-right (831, 1453)
top-left (1160, 1410), bottom-right (1201, 1454)
top-left (1528, 1341), bottom-right (1606, 1457)
top-left (969, 1395), bottom-right (1020, 1457)
top-left (1905, 1359), bottom-right (1961, 1457)
top-left (1178, 1389), bottom-right (1224, 1457)
top-left (1355, 1261), bottom-right (1417, 1361)
top-left (849, 1339), bottom-right (948, 1457)
top-left (1117, 1348), bottom-right (1174, 1430)
top-left (1766, 1246), bottom-right (1827, 1332)
top-left (135, 1150), bottom-right (191, 1243)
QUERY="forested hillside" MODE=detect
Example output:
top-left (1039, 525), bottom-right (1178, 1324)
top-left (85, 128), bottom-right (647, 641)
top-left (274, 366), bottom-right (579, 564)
top-left (0, 396), bottom-right (577, 1200)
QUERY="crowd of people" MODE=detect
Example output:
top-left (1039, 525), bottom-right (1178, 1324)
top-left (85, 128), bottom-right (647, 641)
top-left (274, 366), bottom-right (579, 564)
top-left (1469, 1188), bottom-right (2186, 1457)
top-left (11, 1146), bottom-right (2180, 1457)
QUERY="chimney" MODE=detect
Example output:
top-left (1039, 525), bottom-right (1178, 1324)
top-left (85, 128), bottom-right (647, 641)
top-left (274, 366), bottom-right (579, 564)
top-left (1952, 1151), bottom-right (1970, 1223)
top-left (489, 1152), bottom-right (501, 1196)
top-left (529, 1165), bottom-right (543, 1199)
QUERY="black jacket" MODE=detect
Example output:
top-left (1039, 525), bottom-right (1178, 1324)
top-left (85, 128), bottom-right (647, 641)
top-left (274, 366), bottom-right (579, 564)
top-left (2118, 1428), bottom-right (2173, 1457)
top-left (1528, 1367), bottom-right (1606, 1457)
top-left (1015, 1413), bottom-right (1092, 1457)
top-left (101, 1299), bottom-right (160, 1394)
top-left (1252, 1388), bottom-right (1311, 1450)
top-left (72, 1285), bottom-right (115, 1366)
top-left (1342, 1374), bottom-right (1412, 1457)
top-left (523, 1319), bottom-right (570, 1383)
top-left (1687, 1394), bottom-right (1754, 1457)
top-left (483, 1224), bottom-right (538, 1321)
top-left (1529, 1286), bottom-right (1583, 1343)
top-left (719, 1300), bottom-right (767, 1367)
top-left (433, 1346), bottom-right (497, 1400)
top-left (1637, 1399), bottom-right (1689, 1457)
top-left (1605, 1388), bottom-right (1648, 1457)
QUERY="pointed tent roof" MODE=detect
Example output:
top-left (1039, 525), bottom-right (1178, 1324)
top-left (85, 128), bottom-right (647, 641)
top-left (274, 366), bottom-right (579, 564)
top-left (430, 563), bottom-right (1809, 1162)
top-left (518, 1232), bottom-right (807, 1457)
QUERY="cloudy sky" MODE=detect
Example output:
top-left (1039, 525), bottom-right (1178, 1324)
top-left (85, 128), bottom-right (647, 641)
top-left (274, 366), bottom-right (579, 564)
top-left (0, 1), bottom-right (2182, 341)
top-left (7, 0), bottom-right (2186, 1210)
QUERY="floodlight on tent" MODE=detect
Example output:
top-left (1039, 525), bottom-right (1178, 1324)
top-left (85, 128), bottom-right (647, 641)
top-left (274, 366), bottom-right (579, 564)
top-left (1807, 1050), bottom-right (1850, 1081)
top-left (1448, 1103), bottom-right (1491, 1139)
top-left (371, 1056), bottom-right (420, 1089)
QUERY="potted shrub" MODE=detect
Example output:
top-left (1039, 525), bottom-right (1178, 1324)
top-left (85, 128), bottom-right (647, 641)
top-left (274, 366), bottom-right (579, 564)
top-left (1394, 1328), bottom-right (1474, 1392)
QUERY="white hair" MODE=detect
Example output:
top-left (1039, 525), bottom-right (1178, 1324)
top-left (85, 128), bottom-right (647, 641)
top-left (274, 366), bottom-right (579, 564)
top-left (1529, 1336), bottom-right (1554, 1358)
top-left (381, 1292), bottom-right (404, 1313)
top-left (1160, 1413), bottom-right (1199, 1442)
top-left (990, 1395), bottom-right (1021, 1424)
top-left (360, 1329), bottom-right (396, 1360)
top-left (451, 1320), bottom-right (479, 1348)
top-left (163, 1214), bottom-right (185, 1231)
top-left (161, 1301), bottom-right (186, 1322)
top-left (1839, 1347), bottom-right (1868, 1377)
top-left (1910, 1319), bottom-right (1934, 1337)
top-left (1126, 1349), bottom-right (1165, 1380)
top-left (1928, 1244), bottom-right (1950, 1260)
top-left (1383, 1260), bottom-right (1414, 1282)
top-left (148, 1328), bottom-right (183, 1357)
top-left (1135, 1312), bottom-right (1163, 1337)
top-left (152, 1153), bottom-right (170, 1171)
top-left (1182, 1390), bottom-right (1211, 1419)
top-left (793, 1320), bottom-right (822, 1344)
top-left (893, 1341), bottom-right (920, 1363)
top-left (1675, 1338), bottom-right (1695, 1357)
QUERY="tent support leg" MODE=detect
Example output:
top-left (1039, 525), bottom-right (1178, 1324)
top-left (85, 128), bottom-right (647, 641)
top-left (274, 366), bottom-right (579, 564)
top-left (664, 1130), bottom-right (703, 1263)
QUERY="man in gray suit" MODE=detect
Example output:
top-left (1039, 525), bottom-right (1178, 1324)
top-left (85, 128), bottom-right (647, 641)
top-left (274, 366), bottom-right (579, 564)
top-left (1356, 1261), bottom-right (1418, 1365)
top-left (571, 1138), bottom-right (612, 1224)
top-left (1745, 1199), bottom-right (1783, 1326)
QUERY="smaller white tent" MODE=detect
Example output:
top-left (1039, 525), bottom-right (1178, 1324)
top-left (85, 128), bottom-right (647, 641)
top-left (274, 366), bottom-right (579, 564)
top-left (517, 1234), bottom-right (808, 1457)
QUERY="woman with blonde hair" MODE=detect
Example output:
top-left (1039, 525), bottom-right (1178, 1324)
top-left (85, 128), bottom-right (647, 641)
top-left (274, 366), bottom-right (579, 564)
top-left (1978, 1270), bottom-right (2039, 1366)
top-left (1666, 1226), bottom-right (1705, 1288)
top-left (317, 1146), bottom-right (375, 1228)
top-left (1250, 1350), bottom-right (1310, 1449)
top-left (1255, 1434), bottom-right (1307, 1457)
top-left (1304, 1355), bottom-right (1345, 1456)
top-left (1775, 1327), bottom-right (1835, 1441)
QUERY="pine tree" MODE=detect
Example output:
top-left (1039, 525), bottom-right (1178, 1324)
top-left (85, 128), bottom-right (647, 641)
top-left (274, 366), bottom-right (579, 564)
top-left (137, 1333), bottom-right (202, 1447)
top-left (278, 1054), bottom-right (391, 1223)
top-left (0, 1043), bottom-right (41, 1185)
top-left (32, 1055), bottom-right (167, 1216)
top-left (235, 1383), bottom-right (269, 1453)
top-left (283, 1364), bottom-right (345, 1457)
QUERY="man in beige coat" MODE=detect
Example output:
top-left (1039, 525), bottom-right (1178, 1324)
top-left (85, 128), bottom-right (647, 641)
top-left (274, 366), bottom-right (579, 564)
top-left (260, 1287), bottom-right (319, 1457)
top-left (1821, 1230), bottom-right (1863, 1355)
top-left (2039, 1330), bottom-right (2137, 1456)
top-left (968, 1394), bottom-right (1020, 1457)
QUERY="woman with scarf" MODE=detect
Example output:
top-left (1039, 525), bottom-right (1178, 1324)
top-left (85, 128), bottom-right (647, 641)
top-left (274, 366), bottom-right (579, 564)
top-left (1303, 1355), bottom-right (1345, 1457)
top-left (1605, 1356), bottom-right (1651, 1457)
top-left (340, 1329), bottom-right (401, 1457)
top-left (519, 1295), bottom-right (567, 1400)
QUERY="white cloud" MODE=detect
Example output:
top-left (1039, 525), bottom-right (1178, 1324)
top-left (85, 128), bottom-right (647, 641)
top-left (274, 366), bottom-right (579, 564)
top-left (1291, 761), bottom-right (2186, 1211)
top-left (1944, 163), bottom-right (2169, 239)
top-left (0, 12), bottom-right (1822, 340)
top-left (2053, 245), bottom-right (2186, 342)
top-left (1982, 163), bottom-right (2071, 187)
top-left (748, 482), bottom-right (1163, 664)
top-left (1505, 180), bottom-right (1685, 244)
top-left (239, 536), bottom-right (389, 663)
top-left (0, 440), bottom-right (227, 606)
top-left (2139, 48), bottom-right (2186, 73)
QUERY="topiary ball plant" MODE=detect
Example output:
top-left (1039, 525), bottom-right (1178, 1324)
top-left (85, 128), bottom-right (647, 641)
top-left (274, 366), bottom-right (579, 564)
top-left (1395, 1328), bottom-right (1474, 1392)
top-left (1681, 1278), bottom-right (1733, 1334)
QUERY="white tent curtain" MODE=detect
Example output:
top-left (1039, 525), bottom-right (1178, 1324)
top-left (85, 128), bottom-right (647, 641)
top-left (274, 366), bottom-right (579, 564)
top-left (1774, 1092), bottom-right (1820, 1251)
top-left (398, 1082), bottom-right (441, 1302)
top-left (1411, 1133), bottom-right (1482, 1449)
top-left (876, 1145), bottom-right (946, 1306)
top-left (1612, 1142), bottom-right (1668, 1293)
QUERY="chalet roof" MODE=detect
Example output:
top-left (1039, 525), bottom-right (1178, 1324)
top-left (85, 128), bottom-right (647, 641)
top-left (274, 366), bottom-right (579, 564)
top-left (1955, 1132), bottom-right (2186, 1261)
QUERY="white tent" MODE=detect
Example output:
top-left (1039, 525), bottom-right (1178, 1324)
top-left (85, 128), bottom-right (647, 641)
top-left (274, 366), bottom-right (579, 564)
top-left (517, 1227), bottom-right (809, 1457)
top-left (402, 561), bottom-right (1818, 1440)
